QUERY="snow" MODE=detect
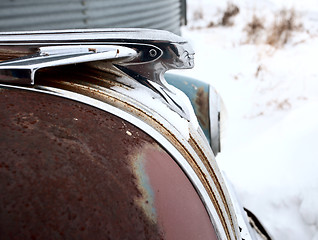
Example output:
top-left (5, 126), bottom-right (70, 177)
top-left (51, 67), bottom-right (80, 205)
top-left (182, 0), bottom-right (318, 239)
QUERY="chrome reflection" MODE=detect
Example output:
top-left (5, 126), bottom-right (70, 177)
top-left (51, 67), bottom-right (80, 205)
top-left (0, 29), bottom-right (194, 120)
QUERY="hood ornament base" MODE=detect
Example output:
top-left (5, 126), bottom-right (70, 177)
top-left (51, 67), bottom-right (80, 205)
top-left (0, 28), bottom-right (195, 120)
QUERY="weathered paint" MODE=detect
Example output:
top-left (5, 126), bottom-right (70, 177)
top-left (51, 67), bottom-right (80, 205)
top-left (166, 73), bottom-right (222, 155)
top-left (132, 150), bottom-right (157, 223)
top-left (0, 87), bottom-right (217, 240)
top-left (0, 88), bottom-right (163, 239)
top-left (165, 73), bottom-right (211, 142)
top-left (138, 143), bottom-right (218, 240)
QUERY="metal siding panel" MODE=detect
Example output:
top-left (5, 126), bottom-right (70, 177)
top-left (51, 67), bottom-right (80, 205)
top-left (85, 1), bottom-right (179, 19)
top-left (88, 2), bottom-right (179, 26)
top-left (150, 15), bottom-right (181, 33)
top-left (0, 0), bottom-right (182, 35)
top-left (0, 3), bottom-right (83, 18)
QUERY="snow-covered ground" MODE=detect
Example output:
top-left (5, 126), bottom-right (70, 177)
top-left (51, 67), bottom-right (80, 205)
top-left (182, 0), bottom-right (318, 239)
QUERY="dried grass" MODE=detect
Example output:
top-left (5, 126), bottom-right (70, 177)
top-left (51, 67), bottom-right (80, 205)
top-left (244, 14), bottom-right (265, 44)
top-left (221, 3), bottom-right (240, 26)
top-left (244, 8), bottom-right (302, 47)
top-left (266, 8), bottom-right (302, 47)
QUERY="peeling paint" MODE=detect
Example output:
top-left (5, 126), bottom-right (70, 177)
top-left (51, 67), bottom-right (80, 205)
top-left (132, 149), bottom-right (157, 223)
top-left (0, 88), bottom-right (164, 240)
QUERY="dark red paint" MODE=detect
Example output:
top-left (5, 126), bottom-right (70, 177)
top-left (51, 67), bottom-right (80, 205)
top-left (0, 87), bottom-right (217, 240)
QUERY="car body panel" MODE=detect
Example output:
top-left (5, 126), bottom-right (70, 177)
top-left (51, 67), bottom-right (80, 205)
top-left (0, 87), bottom-right (217, 240)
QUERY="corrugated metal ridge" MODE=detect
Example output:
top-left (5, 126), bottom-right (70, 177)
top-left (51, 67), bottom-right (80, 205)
top-left (0, 0), bottom-right (183, 35)
top-left (0, 6), bottom-right (180, 31)
top-left (114, 9), bottom-right (180, 29)
top-left (86, 1), bottom-right (180, 19)
top-left (0, 3), bottom-right (84, 18)
top-left (150, 15), bottom-right (180, 30)
top-left (89, 3), bottom-right (180, 26)
top-left (0, 0), bottom-right (178, 18)
top-left (0, 0), bottom-right (160, 6)
top-left (85, 0), bottom-right (178, 8)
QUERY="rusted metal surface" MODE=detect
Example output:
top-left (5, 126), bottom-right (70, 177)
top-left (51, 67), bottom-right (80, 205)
top-left (132, 144), bottom-right (217, 240)
top-left (165, 73), bottom-right (211, 143)
top-left (195, 87), bottom-right (210, 129)
top-left (166, 73), bottom-right (221, 155)
top-left (0, 87), bottom-right (217, 240)
top-left (188, 133), bottom-right (235, 240)
top-left (36, 69), bottom-right (232, 238)
top-left (36, 68), bottom-right (234, 239)
top-left (0, 46), bottom-right (36, 61)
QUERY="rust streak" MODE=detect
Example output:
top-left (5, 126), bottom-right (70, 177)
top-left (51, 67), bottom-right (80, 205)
top-left (195, 87), bottom-right (209, 129)
top-left (189, 135), bottom-right (237, 240)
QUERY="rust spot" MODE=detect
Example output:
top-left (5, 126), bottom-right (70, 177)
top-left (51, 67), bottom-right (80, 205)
top-left (36, 64), bottom-right (125, 91)
top-left (88, 48), bottom-right (97, 53)
top-left (188, 134), bottom-right (234, 240)
top-left (11, 112), bottom-right (39, 130)
top-left (195, 87), bottom-right (209, 129)
top-left (0, 45), bottom-right (36, 61)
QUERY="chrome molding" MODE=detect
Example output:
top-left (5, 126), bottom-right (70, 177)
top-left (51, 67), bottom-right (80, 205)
top-left (209, 85), bottom-right (221, 154)
top-left (0, 45), bottom-right (136, 84)
top-left (0, 29), bottom-right (194, 120)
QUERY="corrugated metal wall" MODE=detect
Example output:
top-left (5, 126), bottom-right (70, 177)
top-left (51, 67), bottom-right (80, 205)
top-left (0, 0), bottom-right (185, 35)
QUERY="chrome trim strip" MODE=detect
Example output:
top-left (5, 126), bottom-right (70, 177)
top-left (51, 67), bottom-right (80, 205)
top-left (0, 29), bottom-right (194, 120)
top-left (0, 45), bottom-right (136, 84)
top-left (222, 172), bottom-right (259, 240)
top-left (188, 126), bottom-right (240, 240)
top-left (209, 85), bottom-right (221, 155)
top-left (0, 28), bottom-right (186, 42)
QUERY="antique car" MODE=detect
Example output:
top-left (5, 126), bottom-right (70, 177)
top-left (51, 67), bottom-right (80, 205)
top-left (0, 0), bottom-right (272, 239)
top-left (0, 28), bottom-right (272, 240)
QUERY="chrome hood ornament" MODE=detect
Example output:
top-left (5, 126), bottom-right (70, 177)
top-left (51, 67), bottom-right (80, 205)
top-left (0, 29), bottom-right (194, 120)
